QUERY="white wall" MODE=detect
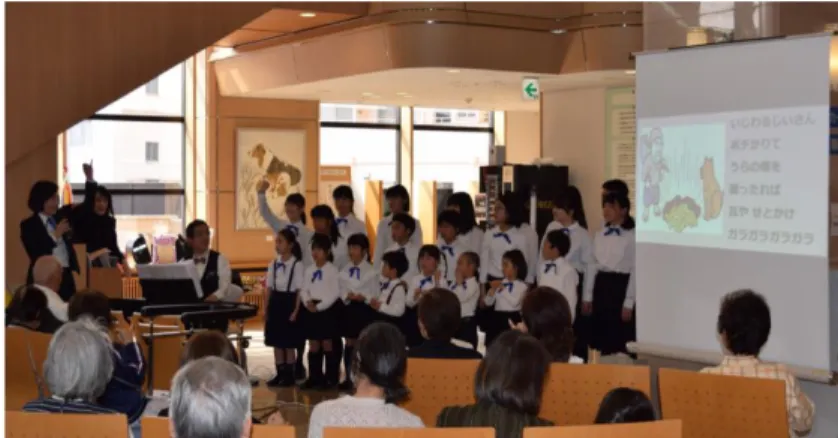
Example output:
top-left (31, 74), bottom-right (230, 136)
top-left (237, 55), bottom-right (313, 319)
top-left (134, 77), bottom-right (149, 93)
top-left (504, 110), bottom-right (541, 164)
top-left (541, 87), bottom-right (608, 230)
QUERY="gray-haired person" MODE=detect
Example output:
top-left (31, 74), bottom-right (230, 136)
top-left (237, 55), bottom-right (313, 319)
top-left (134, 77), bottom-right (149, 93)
top-left (169, 356), bottom-right (253, 438)
top-left (22, 316), bottom-right (119, 415)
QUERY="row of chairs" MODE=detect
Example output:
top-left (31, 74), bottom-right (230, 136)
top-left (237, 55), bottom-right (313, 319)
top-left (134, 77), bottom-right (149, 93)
top-left (5, 412), bottom-right (683, 438)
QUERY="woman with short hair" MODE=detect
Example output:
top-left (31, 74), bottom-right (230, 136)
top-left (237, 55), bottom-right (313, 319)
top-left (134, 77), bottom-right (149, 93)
top-left (436, 330), bottom-right (554, 438)
top-left (516, 286), bottom-right (583, 363)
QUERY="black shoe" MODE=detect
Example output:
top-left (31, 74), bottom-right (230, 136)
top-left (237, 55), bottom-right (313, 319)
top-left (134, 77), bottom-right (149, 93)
top-left (300, 377), bottom-right (322, 390)
top-left (277, 365), bottom-right (296, 387)
top-left (266, 374), bottom-right (284, 387)
top-left (319, 379), bottom-right (338, 391)
top-left (300, 352), bottom-right (323, 390)
top-left (337, 379), bottom-right (354, 392)
top-left (295, 362), bottom-right (307, 381)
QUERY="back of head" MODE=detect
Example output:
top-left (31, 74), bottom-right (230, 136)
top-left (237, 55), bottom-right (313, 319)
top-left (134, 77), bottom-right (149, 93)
top-left (182, 331), bottom-right (240, 366)
top-left (354, 322), bottom-right (409, 403)
top-left (521, 287), bottom-right (574, 362)
top-left (594, 388), bottom-right (656, 424)
top-left (32, 256), bottom-right (61, 288)
top-left (45, 316), bottom-right (114, 401)
top-left (171, 357), bottom-right (252, 438)
top-left (717, 289), bottom-right (771, 356)
top-left (474, 330), bottom-right (551, 416)
top-left (417, 288), bottom-right (461, 341)
top-left (68, 290), bottom-right (113, 330)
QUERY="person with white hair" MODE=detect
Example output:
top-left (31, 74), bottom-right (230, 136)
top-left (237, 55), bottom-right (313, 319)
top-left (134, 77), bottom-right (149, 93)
top-left (31, 255), bottom-right (69, 321)
top-left (169, 357), bottom-right (253, 438)
top-left (22, 317), bottom-right (119, 415)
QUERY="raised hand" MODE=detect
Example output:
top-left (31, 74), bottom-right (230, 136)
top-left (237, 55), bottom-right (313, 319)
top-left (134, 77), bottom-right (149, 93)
top-left (256, 178), bottom-right (270, 194)
top-left (82, 160), bottom-right (94, 181)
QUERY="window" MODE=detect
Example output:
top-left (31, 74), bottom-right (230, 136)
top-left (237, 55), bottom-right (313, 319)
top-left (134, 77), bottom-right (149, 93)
top-left (66, 63), bottom-right (185, 263)
top-left (145, 141), bottom-right (159, 163)
top-left (320, 104), bottom-right (400, 219)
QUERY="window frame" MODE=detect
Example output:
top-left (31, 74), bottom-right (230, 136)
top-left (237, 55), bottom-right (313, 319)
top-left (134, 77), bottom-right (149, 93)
top-left (320, 104), bottom-right (402, 181)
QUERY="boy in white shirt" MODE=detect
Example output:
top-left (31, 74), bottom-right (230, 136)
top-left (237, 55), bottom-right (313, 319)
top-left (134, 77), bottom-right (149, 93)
top-left (374, 185), bottom-right (423, 270)
top-left (371, 251), bottom-right (410, 328)
top-left (450, 251), bottom-right (481, 349)
top-left (436, 210), bottom-right (467, 284)
top-left (384, 213), bottom-right (420, 280)
top-left (483, 249), bottom-right (529, 346)
top-left (538, 230), bottom-right (579, 320)
top-left (406, 245), bottom-right (444, 347)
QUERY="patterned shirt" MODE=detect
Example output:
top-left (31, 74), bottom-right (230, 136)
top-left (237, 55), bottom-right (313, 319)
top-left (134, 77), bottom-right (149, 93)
top-left (700, 356), bottom-right (815, 437)
top-left (23, 397), bottom-right (119, 415)
top-left (308, 396), bottom-right (424, 438)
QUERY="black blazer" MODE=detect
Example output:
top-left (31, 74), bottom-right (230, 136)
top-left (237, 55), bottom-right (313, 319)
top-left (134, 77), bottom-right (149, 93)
top-left (20, 213), bottom-right (80, 283)
top-left (74, 181), bottom-right (123, 263)
top-left (408, 339), bottom-right (483, 360)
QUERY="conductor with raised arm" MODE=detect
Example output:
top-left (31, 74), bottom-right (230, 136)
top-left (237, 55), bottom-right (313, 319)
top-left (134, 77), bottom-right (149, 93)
top-left (21, 180), bottom-right (80, 301)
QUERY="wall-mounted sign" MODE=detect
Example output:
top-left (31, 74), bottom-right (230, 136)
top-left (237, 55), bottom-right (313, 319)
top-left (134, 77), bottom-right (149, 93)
top-left (521, 78), bottom-right (540, 101)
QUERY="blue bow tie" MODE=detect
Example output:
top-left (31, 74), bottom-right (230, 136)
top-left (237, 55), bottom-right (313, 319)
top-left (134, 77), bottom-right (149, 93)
top-left (286, 224), bottom-right (299, 236)
top-left (274, 261), bottom-right (285, 272)
top-left (311, 270), bottom-right (323, 282)
top-left (349, 267), bottom-right (360, 279)
top-left (604, 227), bottom-right (621, 236)
top-left (419, 277), bottom-right (433, 288)
top-left (493, 232), bottom-right (511, 244)
top-left (380, 281), bottom-right (390, 291)
top-left (560, 228), bottom-right (570, 235)
top-left (441, 245), bottom-right (455, 256)
top-left (502, 282), bottom-right (514, 292)
top-left (47, 217), bottom-right (56, 228)
top-left (336, 217), bottom-right (348, 226)
top-left (544, 263), bottom-right (556, 274)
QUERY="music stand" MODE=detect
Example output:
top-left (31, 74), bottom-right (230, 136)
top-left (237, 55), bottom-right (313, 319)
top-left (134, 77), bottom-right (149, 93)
top-left (137, 263), bottom-right (204, 306)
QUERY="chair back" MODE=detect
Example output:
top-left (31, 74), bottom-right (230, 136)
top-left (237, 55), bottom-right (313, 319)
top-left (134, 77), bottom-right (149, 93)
top-left (658, 368), bottom-right (788, 438)
top-left (252, 424), bottom-right (296, 438)
top-left (141, 416), bottom-right (170, 438)
top-left (324, 427), bottom-right (494, 438)
top-left (5, 328), bottom-right (51, 410)
top-left (402, 358), bottom-right (480, 425)
top-left (144, 416), bottom-right (296, 438)
top-left (523, 419), bottom-right (682, 438)
top-left (132, 314), bottom-right (187, 391)
top-left (541, 364), bottom-right (651, 425)
top-left (6, 411), bottom-right (129, 437)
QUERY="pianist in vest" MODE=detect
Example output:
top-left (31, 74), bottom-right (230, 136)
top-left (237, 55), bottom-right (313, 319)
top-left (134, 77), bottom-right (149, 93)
top-left (182, 220), bottom-right (244, 304)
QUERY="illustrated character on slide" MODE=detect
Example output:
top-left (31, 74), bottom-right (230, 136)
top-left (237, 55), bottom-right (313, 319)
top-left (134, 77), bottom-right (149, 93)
top-left (700, 157), bottom-right (724, 221)
top-left (641, 127), bottom-right (669, 222)
top-left (249, 143), bottom-right (302, 198)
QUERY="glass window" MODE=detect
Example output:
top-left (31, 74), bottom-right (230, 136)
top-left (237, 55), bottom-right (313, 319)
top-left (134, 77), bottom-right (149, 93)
top-left (145, 141), bottom-right (160, 163)
top-left (320, 126), bottom-right (399, 220)
top-left (97, 63), bottom-right (184, 117)
top-left (413, 107), bottom-right (493, 128)
top-left (321, 103), bottom-right (400, 125)
top-left (413, 130), bottom-right (491, 209)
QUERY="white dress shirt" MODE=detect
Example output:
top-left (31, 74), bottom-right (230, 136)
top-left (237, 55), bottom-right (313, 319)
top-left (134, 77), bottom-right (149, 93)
top-left (539, 221), bottom-right (594, 274)
top-left (266, 255), bottom-right (303, 293)
top-left (584, 225), bottom-right (636, 309)
top-left (459, 226), bottom-right (484, 254)
top-left (480, 226), bottom-right (528, 282)
top-left (407, 273), bottom-right (444, 308)
top-left (383, 241), bottom-right (420, 280)
top-left (484, 278), bottom-right (528, 312)
top-left (336, 214), bottom-right (366, 240)
top-left (39, 213), bottom-right (69, 268)
top-left (257, 193), bottom-right (314, 266)
top-left (190, 250), bottom-right (241, 302)
top-left (305, 235), bottom-right (348, 271)
top-left (519, 223), bottom-right (540, 284)
top-left (32, 284), bottom-right (68, 322)
top-left (436, 236), bottom-right (467, 284)
top-left (376, 279), bottom-right (408, 318)
top-left (339, 260), bottom-right (378, 303)
top-left (537, 257), bottom-right (579, 319)
top-left (307, 396), bottom-right (423, 438)
top-left (448, 277), bottom-right (480, 318)
top-left (301, 262), bottom-right (341, 311)
top-left (373, 214), bottom-right (423, 269)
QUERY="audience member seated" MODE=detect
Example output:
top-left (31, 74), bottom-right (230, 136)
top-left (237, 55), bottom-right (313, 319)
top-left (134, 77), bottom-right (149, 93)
top-left (31, 255), bottom-right (69, 321)
top-left (701, 289), bottom-right (815, 436)
top-left (6, 285), bottom-right (62, 333)
top-left (305, 322), bottom-right (424, 438)
top-left (169, 357), bottom-right (253, 438)
top-left (593, 387), bottom-right (656, 424)
top-left (514, 286), bottom-right (583, 363)
top-left (409, 288), bottom-right (482, 359)
top-left (22, 317), bottom-right (122, 417)
top-left (436, 330), bottom-right (553, 438)
top-left (68, 290), bottom-right (147, 426)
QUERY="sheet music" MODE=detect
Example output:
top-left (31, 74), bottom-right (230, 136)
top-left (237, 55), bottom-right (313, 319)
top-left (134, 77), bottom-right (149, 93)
top-left (137, 263), bottom-right (204, 299)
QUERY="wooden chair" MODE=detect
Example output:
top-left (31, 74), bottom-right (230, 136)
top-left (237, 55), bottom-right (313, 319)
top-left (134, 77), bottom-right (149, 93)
top-left (541, 364), bottom-right (651, 425)
top-left (658, 368), bottom-right (788, 438)
top-left (143, 416), bottom-right (295, 438)
top-left (523, 419), bottom-right (682, 438)
top-left (6, 411), bottom-right (129, 437)
top-left (141, 416), bottom-right (170, 438)
top-left (402, 358), bottom-right (481, 425)
top-left (5, 328), bottom-right (52, 410)
top-left (132, 314), bottom-right (187, 391)
top-left (252, 424), bottom-right (296, 438)
top-left (325, 427), bottom-right (494, 438)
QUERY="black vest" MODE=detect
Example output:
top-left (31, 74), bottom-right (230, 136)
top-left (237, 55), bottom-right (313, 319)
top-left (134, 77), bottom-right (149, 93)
top-left (194, 250), bottom-right (220, 298)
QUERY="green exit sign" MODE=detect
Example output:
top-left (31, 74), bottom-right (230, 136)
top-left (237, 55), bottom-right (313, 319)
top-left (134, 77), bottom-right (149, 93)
top-left (522, 78), bottom-right (539, 101)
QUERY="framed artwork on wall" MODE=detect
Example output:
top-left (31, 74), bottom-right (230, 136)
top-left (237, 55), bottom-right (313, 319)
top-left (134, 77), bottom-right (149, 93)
top-left (235, 128), bottom-right (306, 230)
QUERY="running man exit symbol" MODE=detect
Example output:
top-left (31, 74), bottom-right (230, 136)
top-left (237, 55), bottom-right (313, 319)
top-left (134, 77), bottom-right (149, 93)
top-left (522, 78), bottom-right (539, 101)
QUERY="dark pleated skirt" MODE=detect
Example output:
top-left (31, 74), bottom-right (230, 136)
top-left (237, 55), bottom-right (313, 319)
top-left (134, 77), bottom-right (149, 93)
top-left (402, 307), bottom-right (423, 347)
top-left (342, 301), bottom-right (373, 339)
top-left (453, 317), bottom-right (478, 349)
top-left (572, 272), bottom-right (589, 361)
top-left (303, 301), bottom-right (339, 341)
top-left (589, 271), bottom-right (635, 356)
top-left (264, 291), bottom-right (300, 348)
top-left (484, 310), bottom-right (522, 347)
top-left (476, 276), bottom-right (502, 334)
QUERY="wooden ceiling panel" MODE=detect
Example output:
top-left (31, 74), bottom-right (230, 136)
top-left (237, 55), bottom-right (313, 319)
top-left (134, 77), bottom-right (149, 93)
top-left (242, 9), bottom-right (355, 32)
top-left (216, 29), bottom-right (284, 47)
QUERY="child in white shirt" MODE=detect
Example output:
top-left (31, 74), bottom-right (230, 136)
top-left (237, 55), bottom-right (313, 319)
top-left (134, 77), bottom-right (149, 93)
top-left (300, 233), bottom-right (341, 389)
top-left (264, 228), bottom-right (304, 387)
top-left (332, 185), bottom-right (366, 240)
top-left (371, 251), bottom-right (410, 328)
top-left (437, 210), bottom-right (467, 284)
top-left (483, 249), bottom-right (529, 347)
top-left (450, 251), bottom-right (481, 349)
top-left (374, 185), bottom-right (423, 270)
top-left (538, 230), bottom-right (579, 320)
top-left (338, 233), bottom-right (377, 390)
top-left (406, 245), bottom-right (444, 347)
top-left (384, 213), bottom-right (420, 280)
top-left (444, 192), bottom-right (484, 254)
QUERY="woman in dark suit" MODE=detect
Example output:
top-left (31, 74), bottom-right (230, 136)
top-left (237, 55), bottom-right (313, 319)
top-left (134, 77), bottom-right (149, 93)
top-left (74, 162), bottom-right (124, 267)
top-left (20, 180), bottom-right (79, 301)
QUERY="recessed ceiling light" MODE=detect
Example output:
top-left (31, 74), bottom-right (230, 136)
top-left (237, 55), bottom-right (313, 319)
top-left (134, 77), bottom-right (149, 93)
top-left (551, 29), bottom-right (566, 35)
top-left (300, 12), bottom-right (317, 18)
top-left (625, 70), bottom-right (636, 75)
top-left (447, 69), bottom-right (460, 74)
top-left (426, 20), bottom-right (436, 24)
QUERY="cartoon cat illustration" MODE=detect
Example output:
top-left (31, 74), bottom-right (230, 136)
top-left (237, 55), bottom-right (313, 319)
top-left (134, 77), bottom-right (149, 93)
top-left (700, 157), bottom-right (724, 221)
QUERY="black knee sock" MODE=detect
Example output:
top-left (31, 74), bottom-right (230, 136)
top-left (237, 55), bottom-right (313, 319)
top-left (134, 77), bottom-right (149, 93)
top-left (342, 345), bottom-right (354, 382)
top-left (325, 350), bottom-right (341, 383)
top-left (307, 351), bottom-right (323, 380)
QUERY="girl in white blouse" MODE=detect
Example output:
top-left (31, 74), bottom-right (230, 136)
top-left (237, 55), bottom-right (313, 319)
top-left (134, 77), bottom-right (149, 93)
top-left (406, 245), bottom-right (445, 347)
top-left (309, 205), bottom-right (348, 270)
top-left (374, 185), bottom-right (424, 270)
top-left (483, 249), bottom-right (529, 346)
top-left (450, 252), bottom-right (481, 349)
top-left (338, 234), bottom-right (377, 391)
top-left (582, 193), bottom-right (636, 356)
top-left (332, 185), bottom-right (367, 239)
top-left (264, 229), bottom-right (304, 387)
top-left (445, 192), bottom-right (484, 254)
top-left (437, 210), bottom-right (467, 284)
top-left (306, 322), bottom-right (423, 438)
top-left (300, 233), bottom-right (342, 390)
top-left (371, 251), bottom-right (410, 324)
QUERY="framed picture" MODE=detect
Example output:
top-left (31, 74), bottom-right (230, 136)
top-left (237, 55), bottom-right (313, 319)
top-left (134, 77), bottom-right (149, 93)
top-left (235, 128), bottom-right (306, 230)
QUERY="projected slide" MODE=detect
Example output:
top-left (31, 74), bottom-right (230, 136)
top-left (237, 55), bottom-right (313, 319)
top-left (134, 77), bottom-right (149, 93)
top-left (636, 108), bottom-right (828, 258)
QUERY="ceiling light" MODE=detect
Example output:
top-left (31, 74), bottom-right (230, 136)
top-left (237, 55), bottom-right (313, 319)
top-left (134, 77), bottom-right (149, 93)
top-left (551, 29), bottom-right (566, 35)
top-left (447, 69), bottom-right (460, 74)
top-left (625, 70), bottom-right (636, 75)
top-left (209, 47), bottom-right (237, 62)
top-left (396, 92), bottom-right (410, 96)
top-left (300, 12), bottom-right (317, 18)
top-left (426, 20), bottom-right (436, 24)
